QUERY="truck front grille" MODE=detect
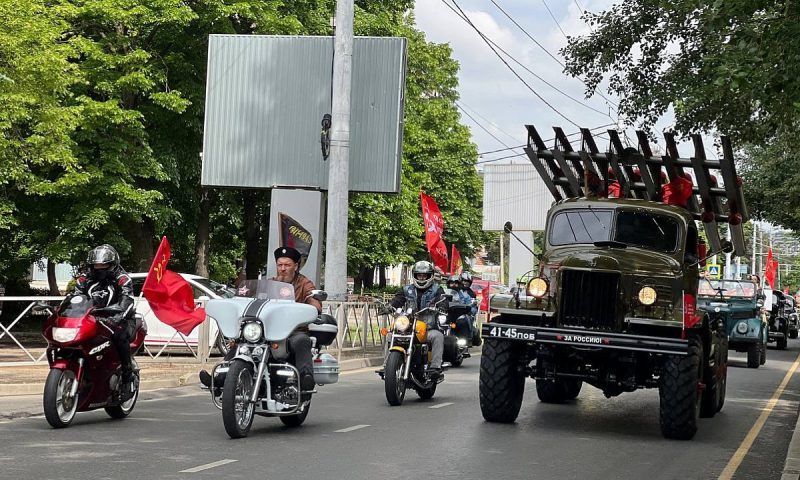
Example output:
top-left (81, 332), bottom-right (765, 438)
top-left (559, 270), bottom-right (620, 330)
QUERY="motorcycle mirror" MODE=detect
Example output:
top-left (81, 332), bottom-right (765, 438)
top-left (721, 240), bottom-right (734, 255)
top-left (503, 221), bottom-right (513, 234)
top-left (310, 290), bottom-right (328, 302)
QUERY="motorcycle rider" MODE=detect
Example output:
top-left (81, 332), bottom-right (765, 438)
top-left (388, 261), bottom-right (448, 378)
top-left (460, 271), bottom-right (477, 300)
top-left (200, 247), bottom-right (319, 394)
top-left (74, 244), bottom-right (136, 384)
top-left (446, 275), bottom-right (476, 342)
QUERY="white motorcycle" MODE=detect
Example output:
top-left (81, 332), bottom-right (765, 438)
top-left (205, 280), bottom-right (339, 438)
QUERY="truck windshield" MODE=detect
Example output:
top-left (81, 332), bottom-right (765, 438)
top-left (613, 211), bottom-right (679, 253)
top-left (549, 210), bottom-right (613, 245)
top-left (549, 209), bottom-right (680, 253)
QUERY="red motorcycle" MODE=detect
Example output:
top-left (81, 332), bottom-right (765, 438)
top-left (41, 293), bottom-right (147, 428)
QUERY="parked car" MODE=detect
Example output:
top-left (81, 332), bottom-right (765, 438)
top-left (129, 273), bottom-right (235, 355)
top-left (698, 279), bottom-right (767, 368)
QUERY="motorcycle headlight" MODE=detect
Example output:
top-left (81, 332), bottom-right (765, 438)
top-left (526, 278), bottom-right (548, 298)
top-left (638, 287), bottom-right (657, 306)
top-left (242, 322), bottom-right (263, 342)
top-left (52, 327), bottom-right (80, 343)
top-left (457, 338), bottom-right (467, 347)
top-left (394, 316), bottom-right (410, 333)
top-left (736, 322), bottom-right (748, 334)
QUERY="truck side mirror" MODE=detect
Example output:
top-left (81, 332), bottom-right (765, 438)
top-left (503, 221), bottom-right (513, 234)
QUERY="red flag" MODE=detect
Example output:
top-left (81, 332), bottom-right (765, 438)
top-left (429, 237), bottom-right (449, 273)
top-left (764, 248), bottom-right (778, 289)
top-left (420, 192), bottom-right (448, 271)
top-left (450, 244), bottom-right (463, 275)
top-left (479, 286), bottom-right (490, 312)
top-left (662, 173), bottom-right (694, 208)
top-left (142, 237), bottom-right (207, 336)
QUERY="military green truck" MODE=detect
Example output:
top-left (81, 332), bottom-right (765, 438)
top-left (480, 126), bottom-right (748, 440)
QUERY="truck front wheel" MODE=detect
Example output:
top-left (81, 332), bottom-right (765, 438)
top-left (479, 338), bottom-right (525, 423)
top-left (659, 337), bottom-right (703, 440)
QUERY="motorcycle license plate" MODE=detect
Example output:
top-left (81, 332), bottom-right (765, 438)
top-left (487, 326), bottom-right (535, 341)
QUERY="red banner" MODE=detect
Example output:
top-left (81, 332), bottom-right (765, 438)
top-left (479, 286), bottom-right (490, 312)
top-left (429, 237), bottom-right (449, 273)
top-left (142, 237), bottom-right (206, 336)
top-left (420, 192), bottom-right (448, 271)
top-left (420, 192), bottom-right (445, 249)
top-left (450, 244), bottom-right (463, 275)
top-left (764, 248), bottom-right (778, 289)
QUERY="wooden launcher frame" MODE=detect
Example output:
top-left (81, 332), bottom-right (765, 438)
top-left (523, 125), bottom-right (749, 256)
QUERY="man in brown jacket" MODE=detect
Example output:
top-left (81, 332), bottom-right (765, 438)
top-left (199, 247), bottom-right (321, 394)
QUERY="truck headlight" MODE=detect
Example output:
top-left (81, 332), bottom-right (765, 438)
top-left (736, 322), bottom-right (748, 334)
top-left (638, 287), bottom-right (657, 306)
top-left (52, 327), bottom-right (80, 343)
top-left (526, 278), bottom-right (548, 298)
top-left (394, 316), bottom-right (410, 333)
top-left (242, 322), bottom-right (263, 342)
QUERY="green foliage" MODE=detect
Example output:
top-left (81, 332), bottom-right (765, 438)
top-left (0, 0), bottom-right (490, 288)
top-left (563, 0), bottom-right (800, 144)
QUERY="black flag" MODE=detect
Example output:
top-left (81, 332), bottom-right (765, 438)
top-left (279, 212), bottom-right (313, 269)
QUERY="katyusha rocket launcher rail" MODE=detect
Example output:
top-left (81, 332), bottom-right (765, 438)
top-left (523, 125), bottom-right (748, 256)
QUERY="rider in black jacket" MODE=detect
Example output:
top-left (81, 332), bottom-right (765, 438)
top-left (74, 244), bottom-right (136, 383)
top-left (389, 261), bottom-right (448, 377)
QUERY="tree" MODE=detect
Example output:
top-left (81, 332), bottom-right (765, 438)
top-left (563, 0), bottom-right (800, 145)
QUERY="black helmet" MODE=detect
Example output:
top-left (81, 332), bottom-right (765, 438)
top-left (460, 271), bottom-right (473, 287)
top-left (87, 244), bottom-right (120, 269)
top-left (447, 274), bottom-right (461, 289)
top-left (411, 261), bottom-right (435, 290)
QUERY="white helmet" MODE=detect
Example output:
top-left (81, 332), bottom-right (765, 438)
top-left (411, 261), bottom-right (435, 290)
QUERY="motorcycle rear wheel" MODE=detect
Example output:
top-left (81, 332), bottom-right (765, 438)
top-left (43, 369), bottom-right (78, 428)
top-left (384, 351), bottom-right (406, 406)
top-left (106, 374), bottom-right (139, 419)
top-left (280, 401), bottom-right (310, 427)
top-left (222, 360), bottom-right (256, 438)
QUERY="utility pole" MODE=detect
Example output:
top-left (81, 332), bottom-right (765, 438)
top-left (751, 222), bottom-right (757, 280)
top-left (725, 224), bottom-right (732, 279)
top-left (324, 0), bottom-right (354, 299)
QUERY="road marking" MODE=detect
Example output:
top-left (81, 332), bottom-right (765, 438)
top-left (718, 352), bottom-right (800, 480)
top-left (180, 459), bottom-right (237, 473)
top-left (335, 424), bottom-right (370, 433)
top-left (429, 402), bottom-right (454, 409)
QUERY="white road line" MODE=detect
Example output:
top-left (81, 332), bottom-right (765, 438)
top-left (335, 424), bottom-right (370, 433)
top-left (180, 459), bottom-right (238, 473)
top-left (429, 402), bottom-right (454, 409)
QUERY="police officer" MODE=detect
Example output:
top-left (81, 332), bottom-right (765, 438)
top-left (389, 261), bottom-right (448, 377)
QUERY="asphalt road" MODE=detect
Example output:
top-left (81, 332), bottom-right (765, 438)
top-left (3, 345), bottom-right (800, 480)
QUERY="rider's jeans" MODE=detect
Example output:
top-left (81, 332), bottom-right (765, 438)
top-left (427, 329), bottom-right (444, 369)
top-left (288, 333), bottom-right (314, 389)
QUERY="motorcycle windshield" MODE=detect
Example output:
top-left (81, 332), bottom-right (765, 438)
top-left (58, 294), bottom-right (93, 318)
top-left (207, 279), bottom-right (317, 340)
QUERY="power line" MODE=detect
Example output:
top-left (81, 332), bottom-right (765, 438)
top-left (456, 103), bottom-right (517, 150)
top-left (444, 0), bottom-right (581, 128)
top-left (541, 0), bottom-right (568, 39)
top-left (489, 0), bottom-right (619, 111)
top-left (456, 100), bottom-right (522, 144)
top-left (443, 1), bottom-right (611, 119)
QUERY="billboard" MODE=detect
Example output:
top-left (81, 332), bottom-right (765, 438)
top-left (265, 189), bottom-right (325, 286)
top-left (482, 164), bottom-right (551, 231)
top-left (202, 35), bottom-right (407, 193)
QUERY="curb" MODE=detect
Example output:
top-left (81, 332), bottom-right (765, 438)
top-left (0, 356), bottom-right (385, 397)
top-left (782, 410), bottom-right (800, 480)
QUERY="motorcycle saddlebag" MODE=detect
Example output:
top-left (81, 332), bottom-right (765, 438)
top-left (309, 314), bottom-right (338, 347)
top-left (313, 352), bottom-right (340, 384)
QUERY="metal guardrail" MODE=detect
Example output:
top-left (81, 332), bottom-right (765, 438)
top-left (0, 295), bottom-right (389, 365)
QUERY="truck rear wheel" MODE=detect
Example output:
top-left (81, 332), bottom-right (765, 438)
top-left (701, 334), bottom-right (726, 417)
top-left (479, 338), bottom-right (525, 423)
top-left (777, 331), bottom-right (788, 350)
top-left (659, 337), bottom-right (702, 440)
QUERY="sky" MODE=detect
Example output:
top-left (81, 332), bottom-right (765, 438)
top-left (413, 0), bottom-right (700, 165)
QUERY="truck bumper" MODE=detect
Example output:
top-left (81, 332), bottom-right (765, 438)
top-left (482, 322), bottom-right (689, 356)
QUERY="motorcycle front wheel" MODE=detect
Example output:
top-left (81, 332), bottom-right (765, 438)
top-left (43, 369), bottom-right (79, 428)
top-left (384, 351), bottom-right (406, 406)
top-left (222, 360), bottom-right (256, 438)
